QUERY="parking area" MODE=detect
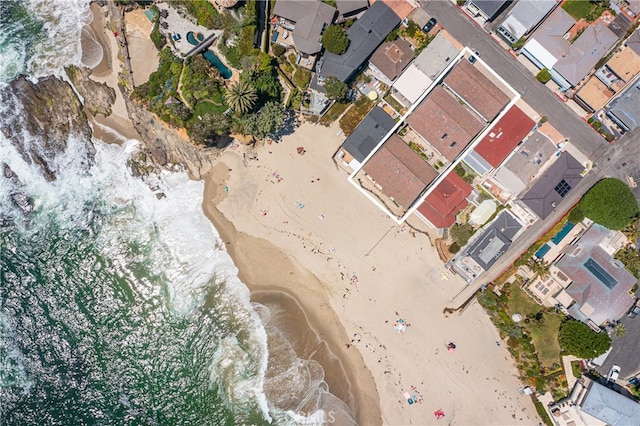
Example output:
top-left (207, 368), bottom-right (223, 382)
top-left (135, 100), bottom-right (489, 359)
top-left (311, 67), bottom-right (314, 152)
top-left (596, 310), bottom-right (640, 381)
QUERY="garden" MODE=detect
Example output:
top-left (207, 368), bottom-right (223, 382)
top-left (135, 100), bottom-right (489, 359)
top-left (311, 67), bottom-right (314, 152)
top-left (562, 0), bottom-right (611, 22)
top-left (339, 96), bottom-right (375, 136)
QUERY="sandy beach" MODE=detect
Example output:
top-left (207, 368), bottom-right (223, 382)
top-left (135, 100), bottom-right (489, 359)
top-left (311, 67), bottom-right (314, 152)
top-left (79, 3), bottom-right (541, 424)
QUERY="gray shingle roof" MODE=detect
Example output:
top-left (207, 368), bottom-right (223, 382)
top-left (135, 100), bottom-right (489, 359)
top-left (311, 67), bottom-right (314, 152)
top-left (627, 29), bottom-right (640, 56)
top-left (498, 0), bottom-right (557, 40)
top-left (318, 1), bottom-right (400, 82)
top-left (273, 0), bottom-right (337, 54)
top-left (412, 32), bottom-right (460, 80)
top-left (520, 151), bottom-right (583, 219)
top-left (336, 0), bottom-right (369, 16)
top-left (524, 7), bottom-right (575, 59)
top-left (468, 0), bottom-right (510, 20)
top-left (341, 106), bottom-right (396, 162)
top-left (581, 381), bottom-right (640, 426)
top-left (606, 76), bottom-right (640, 132)
top-left (554, 22), bottom-right (619, 86)
top-left (467, 211), bottom-right (522, 271)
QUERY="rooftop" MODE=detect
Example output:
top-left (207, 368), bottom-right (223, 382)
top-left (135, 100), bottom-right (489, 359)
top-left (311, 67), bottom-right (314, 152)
top-left (341, 106), bottom-right (396, 163)
top-left (336, 0), bottom-right (369, 17)
top-left (502, 130), bottom-right (558, 186)
top-left (362, 135), bottom-right (438, 209)
top-left (443, 59), bottom-right (511, 121)
top-left (369, 38), bottom-right (414, 82)
top-left (318, 1), bottom-right (400, 82)
top-left (412, 31), bottom-right (460, 81)
top-left (406, 86), bottom-right (485, 162)
top-left (606, 76), bottom-right (640, 132)
top-left (474, 106), bottom-right (535, 168)
top-left (520, 151), bottom-right (584, 219)
top-left (522, 7), bottom-right (575, 68)
top-left (469, 0), bottom-right (510, 20)
top-left (370, 0), bottom-right (415, 20)
top-left (606, 45), bottom-right (640, 83)
top-left (575, 77), bottom-right (614, 111)
top-left (467, 211), bottom-right (523, 271)
top-left (628, 29), bottom-right (640, 56)
top-left (554, 22), bottom-right (619, 86)
top-left (392, 63), bottom-right (433, 104)
top-left (497, 0), bottom-right (558, 41)
top-left (581, 381), bottom-right (640, 426)
top-left (273, 0), bottom-right (337, 55)
top-left (417, 171), bottom-right (472, 228)
top-left (557, 224), bottom-right (637, 325)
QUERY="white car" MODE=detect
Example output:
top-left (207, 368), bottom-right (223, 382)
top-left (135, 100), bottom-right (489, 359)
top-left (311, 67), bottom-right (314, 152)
top-left (608, 364), bottom-right (620, 382)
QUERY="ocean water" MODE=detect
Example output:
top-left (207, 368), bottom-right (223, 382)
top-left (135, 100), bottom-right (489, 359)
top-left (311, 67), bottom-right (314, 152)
top-left (0, 1), bottom-right (354, 424)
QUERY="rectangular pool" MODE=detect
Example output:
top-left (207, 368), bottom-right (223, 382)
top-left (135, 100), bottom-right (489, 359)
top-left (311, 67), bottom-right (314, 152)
top-left (551, 221), bottom-right (574, 245)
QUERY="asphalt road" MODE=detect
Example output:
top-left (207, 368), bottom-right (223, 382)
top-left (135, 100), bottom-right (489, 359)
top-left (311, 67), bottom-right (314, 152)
top-left (422, 2), bottom-right (640, 302)
top-left (422, 1), bottom-right (609, 161)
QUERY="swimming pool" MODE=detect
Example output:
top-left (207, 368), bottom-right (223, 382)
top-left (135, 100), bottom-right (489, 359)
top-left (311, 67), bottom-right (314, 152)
top-left (535, 243), bottom-right (551, 259)
top-left (186, 31), bottom-right (205, 46)
top-left (203, 50), bottom-right (232, 79)
top-left (551, 221), bottom-right (574, 245)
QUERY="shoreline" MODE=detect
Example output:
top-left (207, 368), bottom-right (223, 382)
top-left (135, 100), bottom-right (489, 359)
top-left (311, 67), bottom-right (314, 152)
top-left (201, 163), bottom-right (381, 424)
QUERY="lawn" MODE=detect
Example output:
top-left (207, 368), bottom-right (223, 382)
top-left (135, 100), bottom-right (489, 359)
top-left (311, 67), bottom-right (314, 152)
top-left (562, 0), bottom-right (608, 22)
top-left (191, 100), bottom-right (227, 118)
top-left (339, 96), bottom-right (374, 136)
top-left (527, 312), bottom-right (563, 368)
top-left (507, 285), bottom-right (540, 318)
top-left (320, 100), bottom-right (349, 125)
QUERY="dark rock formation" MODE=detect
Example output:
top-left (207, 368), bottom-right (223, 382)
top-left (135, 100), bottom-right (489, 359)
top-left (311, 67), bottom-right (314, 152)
top-left (66, 65), bottom-right (116, 117)
top-left (0, 75), bottom-right (94, 181)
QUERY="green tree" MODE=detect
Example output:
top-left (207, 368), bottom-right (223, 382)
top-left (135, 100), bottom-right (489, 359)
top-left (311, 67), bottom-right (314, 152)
top-left (225, 80), bottom-right (258, 114)
top-left (323, 76), bottom-right (347, 100)
top-left (240, 101), bottom-right (285, 139)
top-left (558, 320), bottom-right (611, 359)
top-left (322, 25), bottom-right (349, 54)
top-left (272, 43), bottom-right (286, 58)
top-left (528, 259), bottom-right (550, 279)
top-left (450, 223), bottom-right (474, 247)
top-left (613, 322), bottom-right (627, 338)
top-left (536, 68), bottom-right (552, 84)
top-left (615, 247), bottom-right (640, 279)
top-left (578, 178), bottom-right (639, 230)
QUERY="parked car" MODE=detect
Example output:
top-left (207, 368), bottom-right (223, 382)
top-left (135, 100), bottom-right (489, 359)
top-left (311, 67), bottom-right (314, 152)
top-left (423, 18), bottom-right (436, 33)
top-left (607, 364), bottom-right (621, 382)
top-left (628, 301), bottom-right (640, 318)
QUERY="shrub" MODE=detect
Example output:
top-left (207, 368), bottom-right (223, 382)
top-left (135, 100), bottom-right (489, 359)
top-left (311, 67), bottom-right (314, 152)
top-left (322, 25), bottom-right (349, 54)
top-left (536, 68), bottom-right (552, 84)
top-left (558, 320), bottom-right (611, 359)
top-left (323, 76), bottom-right (347, 100)
top-left (578, 178), bottom-right (639, 230)
top-left (450, 223), bottom-right (474, 247)
top-left (448, 242), bottom-right (460, 254)
top-left (272, 44), bottom-right (286, 57)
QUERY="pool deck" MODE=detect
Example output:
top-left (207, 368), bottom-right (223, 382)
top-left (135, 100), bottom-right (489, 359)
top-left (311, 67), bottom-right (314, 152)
top-left (156, 3), bottom-right (222, 57)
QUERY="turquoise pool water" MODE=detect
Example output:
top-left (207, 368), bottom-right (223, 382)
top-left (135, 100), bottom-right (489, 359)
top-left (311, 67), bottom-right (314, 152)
top-left (535, 243), bottom-right (551, 259)
top-left (144, 8), bottom-right (158, 22)
top-left (186, 31), bottom-right (205, 46)
top-left (203, 50), bottom-right (232, 79)
top-left (551, 221), bottom-right (574, 245)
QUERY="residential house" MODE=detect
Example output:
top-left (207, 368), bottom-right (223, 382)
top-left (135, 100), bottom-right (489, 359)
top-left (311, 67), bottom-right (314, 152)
top-left (519, 151), bottom-right (584, 220)
top-left (361, 135), bottom-right (438, 210)
top-left (368, 38), bottom-right (414, 85)
top-left (443, 59), bottom-right (510, 121)
top-left (336, 106), bottom-right (396, 170)
top-left (315, 1), bottom-right (400, 85)
top-left (371, 0), bottom-right (416, 20)
top-left (391, 32), bottom-right (460, 105)
top-left (492, 130), bottom-right (559, 198)
top-left (552, 224), bottom-right (636, 326)
top-left (496, 0), bottom-right (558, 45)
top-left (465, 106), bottom-right (536, 176)
top-left (406, 86), bottom-right (485, 163)
top-left (521, 8), bottom-right (619, 90)
top-left (336, 0), bottom-right (369, 19)
top-left (417, 171), bottom-right (472, 228)
top-left (271, 0), bottom-right (337, 67)
top-left (606, 74), bottom-right (640, 132)
top-left (465, 0), bottom-right (511, 23)
top-left (449, 211), bottom-right (523, 282)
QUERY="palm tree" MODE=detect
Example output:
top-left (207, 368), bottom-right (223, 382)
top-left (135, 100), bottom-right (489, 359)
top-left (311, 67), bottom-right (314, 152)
top-left (528, 258), bottom-right (550, 280)
top-left (225, 80), bottom-right (257, 115)
top-left (613, 322), bottom-right (627, 338)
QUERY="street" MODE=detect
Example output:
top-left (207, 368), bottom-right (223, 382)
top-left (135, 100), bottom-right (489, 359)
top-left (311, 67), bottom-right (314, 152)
top-left (421, 1), bottom-right (640, 302)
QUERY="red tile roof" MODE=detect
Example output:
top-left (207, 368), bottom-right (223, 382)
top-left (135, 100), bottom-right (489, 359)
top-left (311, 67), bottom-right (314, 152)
top-left (444, 60), bottom-right (510, 121)
top-left (417, 171), bottom-right (472, 228)
top-left (474, 106), bottom-right (535, 168)
top-left (363, 135), bottom-right (438, 209)
top-left (407, 86), bottom-right (485, 162)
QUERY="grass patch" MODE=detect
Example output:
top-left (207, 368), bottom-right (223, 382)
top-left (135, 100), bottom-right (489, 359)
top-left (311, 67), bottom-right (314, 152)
top-left (532, 396), bottom-right (554, 426)
top-left (292, 67), bottom-right (311, 89)
top-left (527, 312), bottom-right (563, 368)
top-left (507, 285), bottom-right (540, 318)
top-left (562, 0), bottom-right (610, 22)
top-left (339, 96), bottom-right (374, 136)
top-left (570, 360), bottom-right (582, 378)
top-left (320, 100), bottom-right (349, 125)
top-left (191, 100), bottom-right (227, 119)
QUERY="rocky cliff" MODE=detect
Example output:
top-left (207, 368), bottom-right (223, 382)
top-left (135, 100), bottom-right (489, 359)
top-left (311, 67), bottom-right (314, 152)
top-left (0, 75), bottom-right (94, 182)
